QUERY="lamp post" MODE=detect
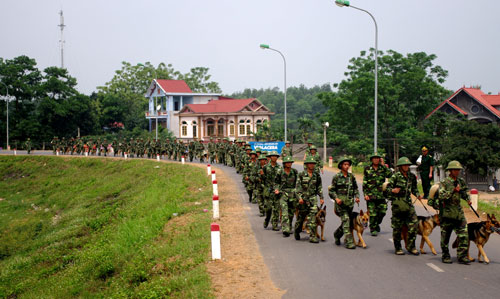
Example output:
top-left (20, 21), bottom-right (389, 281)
top-left (323, 122), bottom-right (329, 162)
top-left (0, 81), bottom-right (9, 150)
top-left (156, 104), bottom-right (161, 141)
top-left (335, 0), bottom-right (378, 154)
top-left (259, 44), bottom-right (287, 143)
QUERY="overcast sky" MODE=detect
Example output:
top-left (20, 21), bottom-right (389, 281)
top-left (1, 0), bottom-right (499, 96)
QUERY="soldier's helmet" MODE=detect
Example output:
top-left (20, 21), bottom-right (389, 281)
top-left (267, 151), bottom-right (280, 157)
top-left (258, 154), bottom-right (267, 160)
top-left (396, 157), bottom-right (412, 166)
top-left (370, 153), bottom-right (382, 160)
top-left (27, 138), bottom-right (30, 140)
top-left (282, 156), bottom-right (294, 163)
top-left (446, 160), bottom-right (463, 170)
top-left (250, 150), bottom-right (257, 156)
top-left (285, 141), bottom-right (290, 144)
top-left (310, 145), bottom-right (317, 150)
top-left (304, 156), bottom-right (317, 164)
top-left (337, 156), bottom-right (352, 169)
top-left (255, 148), bottom-right (262, 153)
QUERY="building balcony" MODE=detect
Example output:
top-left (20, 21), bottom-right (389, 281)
top-left (145, 111), bottom-right (169, 119)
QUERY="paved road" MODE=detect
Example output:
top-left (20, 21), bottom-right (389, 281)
top-left (3, 151), bottom-right (500, 298)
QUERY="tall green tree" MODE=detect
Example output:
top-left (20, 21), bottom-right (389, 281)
top-left (318, 49), bottom-right (451, 159)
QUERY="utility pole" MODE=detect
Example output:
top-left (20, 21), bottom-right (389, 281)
top-left (58, 10), bottom-right (66, 68)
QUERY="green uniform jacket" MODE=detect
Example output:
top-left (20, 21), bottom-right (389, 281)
top-left (428, 177), bottom-right (469, 221)
top-left (418, 154), bottom-right (434, 174)
top-left (263, 163), bottom-right (282, 192)
top-left (278, 168), bottom-right (298, 199)
top-left (296, 170), bottom-right (323, 202)
top-left (329, 172), bottom-right (359, 209)
top-left (363, 164), bottom-right (392, 200)
top-left (386, 171), bottom-right (420, 214)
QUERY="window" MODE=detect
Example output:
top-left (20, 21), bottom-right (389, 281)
top-left (246, 119), bottom-right (251, 135)
top-left (181, 121), bottom-right (188, 136)
top-left (192, 121), bottom-right (197, 137)
top-left (239, 125), bottom-right (245, 135)
top-left (471, 105), bottom-right (480, 114)
top-left (256, 120), bottom-right (262, 132)
top-left (207, 119), bottom-right (215, 136)
top-left (218, 119), bottom-right (224, 136)
top-left (229, 121), bottom-right (235, 136)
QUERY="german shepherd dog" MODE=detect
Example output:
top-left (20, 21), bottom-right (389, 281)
top-left (402, 214), bottom-right (440, 254)
top-left (453, 214), bottom-right (500, 264)
top-left (349, 210), bottom-right (370, 248)
top-left (301, 205), bottom-right (327, 241)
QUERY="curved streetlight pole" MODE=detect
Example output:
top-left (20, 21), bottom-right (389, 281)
top-left (260, 44), bottom-right (287, 143)
top-left (335, 0), bottom-right (378, 154)
top-left (0, 81), bottom-right (9, 150)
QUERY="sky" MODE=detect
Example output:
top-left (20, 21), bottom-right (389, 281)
top-left (1, 0), bottom-right (499, 96)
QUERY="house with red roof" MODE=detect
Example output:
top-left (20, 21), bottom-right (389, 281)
top-left (144, 80), bottom-right (274, 140)
top-left (425, 86), bottom-right (500, 124)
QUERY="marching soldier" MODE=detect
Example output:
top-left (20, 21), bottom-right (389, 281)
top-left (307, 145), bottom-right (323, 175)
top-left (243, 151), bottom-right (258, 202)
top-left (295, 156), bottom-right (324, 243)
top-left (278, 155), bottom-right (298, 237)
top-left (281, 141), bottom-right (293, 158)
top-left (51, 136), bottom-right (58, 154)
top-left (303, 141), bottom-right (313, 159)
top-left (386, 157), bottom-right (421, 255)
top-left (363, 153), bottom-right (393, 236)
top-left (255, 154), bottom-right (268, 216)
top-left (262, 151), bottom-right (282, 231)
top-left (417, 146), bottom-right (434, 199)
top-left (330, 157), bottom-right (359, 249)
top-left (427, 161), bottom-right (471, 264)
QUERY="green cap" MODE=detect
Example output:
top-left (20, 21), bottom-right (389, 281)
top-left (282, 156), bottom-right (294, 163)
top-left (258, 155), bottom-right (268, 160)
top-left (304, 156), bottom-right (317, 164)
top-left (250, 150), bottom-right (257, 155)
top-left (337, 156), bottom-right (352, 169)
top-left (370, 153), bottom-right (382, 160)
top-left (446, 160), bottom-right (463, 170)
top-left (396, 157), bottom-right (412, 166)
top-left (310, 145), bottom-right (317, 150)
top-left (267, 151), bottom-right (280, 157)
top-left (255, 148), bottom-right (262, 153)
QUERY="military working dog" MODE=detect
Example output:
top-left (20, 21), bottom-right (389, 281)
top-left (454, 213), bottom-right (500, 264)
top-left (402, 214), bottom-right (440, 254)
top-left (350, 210), bottom-right (370, 248)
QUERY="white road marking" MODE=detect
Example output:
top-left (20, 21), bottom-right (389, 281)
top-left (426, 263), bottom-right (445, 273)
top-left (388, 238), bottom-right (393, 242)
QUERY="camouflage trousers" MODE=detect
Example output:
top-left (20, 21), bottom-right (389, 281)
top-left (440, 218), bottom-right (468, 260)
top-left (209, 152), bottom-right (215, 164)
top-left (367, 198), bottom-right (387, 232)
top-left (264, 192), bottom-right (280, 229)
top-left (334, 203), bottom-right (354, 246)
top-left (391, 208), bottom-right (418, 250)
top-left (255, 188), bottom-right (265, 216)
top-left (279, 191), bottom-right (297, 234)
top-left (294, 201), bottom-right (318, 240)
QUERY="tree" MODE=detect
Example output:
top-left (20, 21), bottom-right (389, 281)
top-left (318, 49), bottom-right (451, 159)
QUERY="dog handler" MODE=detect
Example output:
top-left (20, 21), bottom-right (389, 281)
top-left (363, 153), bottom-right (393, 236)
top-left (330, 156), bottom-right (360, 249)
top-left (295, 156), bottom-right (324, 243)
top-left (277, 155), bottom-right (299, 237)
top-left (427, 161), bottom-right (471, 264)
top-left (386, 157), bottom-right (421, 255)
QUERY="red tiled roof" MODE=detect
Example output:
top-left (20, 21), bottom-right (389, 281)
top-left (426, 87), bottom-right (500, 119)
top-left (156, 79), bottom-right (192, 93)
top-left (183, 98), bottom-right (258, 113)
top-left (462, 88), bottom-right (500, 118)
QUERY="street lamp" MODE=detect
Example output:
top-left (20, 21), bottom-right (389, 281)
top-left (156, 104), bottom-right (161, 140)
top-left (0, 81), bottom-right (9, 150)
top-left (259, 43), bottom-right (287, 143)
top-left (335, 0), bottom-right (379, 154)
top-left (323, 122), bottom-right (329, 162)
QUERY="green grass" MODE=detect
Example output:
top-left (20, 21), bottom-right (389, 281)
top-left (461, 199), bottom-right (500, 217)
top-left (0, 156), bottom-right (214, 298)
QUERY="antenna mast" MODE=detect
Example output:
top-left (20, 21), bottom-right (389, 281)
top-left (58, 10), bottom-right (66, 68)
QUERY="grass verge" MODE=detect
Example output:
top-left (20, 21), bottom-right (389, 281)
top-left (0, 156), bottom-right (213, 298)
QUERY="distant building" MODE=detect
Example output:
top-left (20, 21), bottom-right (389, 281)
top-left (426, 86), bottom-right (500, 124)
top-left (145, 79), bottom-right (274, 140)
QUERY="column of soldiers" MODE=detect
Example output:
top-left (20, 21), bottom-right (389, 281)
top-left (39, 136), bottom-right (474, 264)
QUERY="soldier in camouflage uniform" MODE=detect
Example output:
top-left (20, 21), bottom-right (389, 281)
top-left (303, 142), bottom-right (313, 160)
top-left (363, 153), bottom-right (393, 236)
top-left (386, 157), bottom-right (421, 255)
top-left (263, 151), bottom-right (283, 231)
top-left (330, 157), bottom-right (359, 249)
top-left (295, 156), bottom-right (324, 243)
top-left (25, 138), bottom-right (32, 154)
top-left (307, 145), bottom-right (323, 174)
top-left (255, 154), bottom-right (268, 216)
top-left (278, 155), bottom-right (298, 237)
top-left (281, 141), bottom-right (293, 158)
top-left (51, 137), bottom-right (59, 154)
top-left (427, 161), bottom-right (471, 264)
top-left (243, 151), bottom-right (258, 202)
top-left (188, 140), bottom-right (196, 162)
